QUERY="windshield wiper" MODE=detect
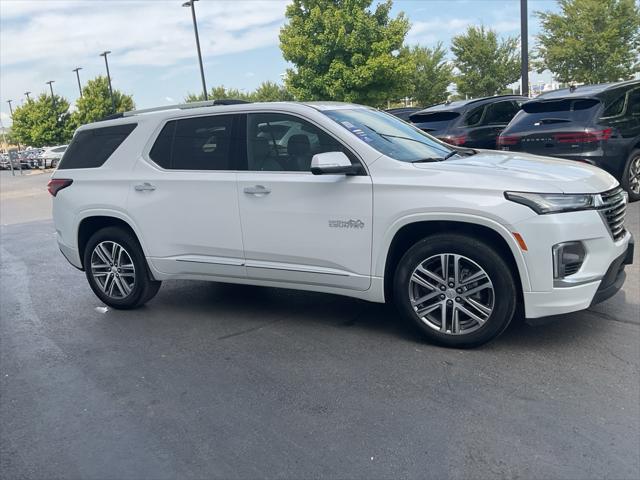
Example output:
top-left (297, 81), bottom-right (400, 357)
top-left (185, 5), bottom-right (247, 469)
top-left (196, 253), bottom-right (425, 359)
top-left (412, 151), bottom-right (459, 163)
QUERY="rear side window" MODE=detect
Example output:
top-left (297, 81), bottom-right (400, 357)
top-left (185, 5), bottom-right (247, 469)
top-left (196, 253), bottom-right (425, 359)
top-left (463, 106), bottom-right (485, 126)
top-left (58, 124), bottom-right (136, 169)
top-left (149, 114), bottom-right (237, 170)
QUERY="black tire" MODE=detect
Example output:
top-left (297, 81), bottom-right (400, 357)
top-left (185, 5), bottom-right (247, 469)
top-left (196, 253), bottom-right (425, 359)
top-left (393, 233), bottom-right (517, 348)
top-left (621, 149), bottom-right (640, 202)
top-left (83, 226), bottom-right (161, 309)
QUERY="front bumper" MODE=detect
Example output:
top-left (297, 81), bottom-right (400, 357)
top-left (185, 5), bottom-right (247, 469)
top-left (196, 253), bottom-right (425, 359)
top-left (591, 236), bottom-right (634, 305)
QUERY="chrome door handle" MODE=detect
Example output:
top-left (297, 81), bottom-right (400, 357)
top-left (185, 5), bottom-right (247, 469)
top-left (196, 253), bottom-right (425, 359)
top-left (134, 182), bottom-right (156, 192)
top-left (243, 185), bottom-right (271, 196)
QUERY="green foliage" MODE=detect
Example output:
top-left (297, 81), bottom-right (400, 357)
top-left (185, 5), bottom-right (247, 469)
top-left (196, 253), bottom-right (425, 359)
top-left (407, 43), bottom-right (453, 106)
top-left (279, 0), bottom-right (413, 107)
top-left (10, 94), bottom-right (74, 147)
top-left (451, 26), bottom-right (521, 98)
top-left (185, 81), bottom-right (293, 103)
top-left (73, 76), bottom-right (135, 126)
top-left (535, 0), bottom-right (640, 84)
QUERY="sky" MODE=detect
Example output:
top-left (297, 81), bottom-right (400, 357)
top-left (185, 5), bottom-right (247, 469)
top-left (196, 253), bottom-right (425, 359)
top-left (0, 0), bottom-right (562, 127)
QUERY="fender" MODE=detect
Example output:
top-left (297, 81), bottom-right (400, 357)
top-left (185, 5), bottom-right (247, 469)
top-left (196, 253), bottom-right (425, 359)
top-left (74, 208), bottom-right (150, 257)
top-left (374, 212), bottom-right (532, 292)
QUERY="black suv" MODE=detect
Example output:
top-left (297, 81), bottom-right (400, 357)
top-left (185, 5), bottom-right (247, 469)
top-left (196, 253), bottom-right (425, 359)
top-left (385, 107), bottom-right (421, 122)
top-left (498, 80), bottom-right (640, 200)
top-left (407, 95), bottom-right (528, 148)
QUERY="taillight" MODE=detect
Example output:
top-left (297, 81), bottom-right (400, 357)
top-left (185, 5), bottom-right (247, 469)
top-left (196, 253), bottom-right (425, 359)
top-left (554, 128), bottom-right (612, 144)
top-left (497, 135), bottom-right (520, 146)
top-left (439, 134), bottom-right (467, 146)
top-left (47, 178), bottom-right (73, 196)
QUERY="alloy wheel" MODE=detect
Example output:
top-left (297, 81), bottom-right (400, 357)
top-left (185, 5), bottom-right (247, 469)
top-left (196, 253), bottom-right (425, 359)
top-left (629, 156), bottom-right (640, 195)
top-left (90, 241), bottom-right (136, 299)
top-left (408, 253), bottom-right (495, 335)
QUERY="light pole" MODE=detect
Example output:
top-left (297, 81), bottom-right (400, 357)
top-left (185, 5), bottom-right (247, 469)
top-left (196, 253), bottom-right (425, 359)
top-left (520, 0), bottom-right (529, 97)
top-left (6, 99), bottom-right (13, 117)
top-left (100, 51), bottom-right (116, 112)
top-left (46, 80), bottom-right (56, 109)
top-left (182, 0), bottom-right (208, 100)
top-left (24, 91), bottom-right (31, 102)
top-left (73, 67), bottom-right (83, 98)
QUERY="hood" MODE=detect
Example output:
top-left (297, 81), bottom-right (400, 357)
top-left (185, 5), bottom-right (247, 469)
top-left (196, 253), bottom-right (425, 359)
top-left (413, 150), bottom-right (618, 194)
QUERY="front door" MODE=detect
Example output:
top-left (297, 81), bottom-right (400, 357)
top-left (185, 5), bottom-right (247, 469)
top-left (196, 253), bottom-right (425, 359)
top-left (236, 112), bottom-right (373, 291)
top-left (127, 113), bottom-right (246, 278)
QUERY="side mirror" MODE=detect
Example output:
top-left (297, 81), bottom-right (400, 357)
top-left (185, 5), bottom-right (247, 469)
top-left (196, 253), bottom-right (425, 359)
top-left (310, 151), bottom-right (363, 176)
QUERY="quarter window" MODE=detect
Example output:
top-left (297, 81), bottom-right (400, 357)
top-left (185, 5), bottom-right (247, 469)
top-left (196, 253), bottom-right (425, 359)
top-left (59, 124), bottom-right (136, 170)
top-left (483, 101), bottom-right (520, 125)
top-left (463, 106), bottom-right (485, 126)
top-left (149, 114), bottom-right (237, 170)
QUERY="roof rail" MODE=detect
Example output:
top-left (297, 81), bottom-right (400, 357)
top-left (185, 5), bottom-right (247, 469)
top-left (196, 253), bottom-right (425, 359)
top-left (121, 98), bottom-right (252, 117)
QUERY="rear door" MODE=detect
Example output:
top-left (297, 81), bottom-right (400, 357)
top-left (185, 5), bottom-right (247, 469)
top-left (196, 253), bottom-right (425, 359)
top-left (471, 100), bottom-right (520, 148)
top-left (127, 113), bottom-right (246, 278)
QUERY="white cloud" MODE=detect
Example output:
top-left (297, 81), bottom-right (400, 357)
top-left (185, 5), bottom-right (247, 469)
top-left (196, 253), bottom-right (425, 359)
top-left (0, 1), bottom-right (288, 103)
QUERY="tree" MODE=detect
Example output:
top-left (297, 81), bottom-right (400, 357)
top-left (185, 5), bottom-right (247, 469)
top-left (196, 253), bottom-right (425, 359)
top-left (11, 94), bottom-right (74, 147)
top-left (279, 0), bottom-right (413, 106)
top-left (73, 76), bottom-right (135, 126)
top-left (252, 81), bottom-right (294, 102)
top-left (451, 26), bottom-right (521, 98)
top-left (408, 43), bottom-right (453, 106)
top-left (535, 0), bottom-right (640, 84)
top-left (185, 82), bottom-right (293, 103)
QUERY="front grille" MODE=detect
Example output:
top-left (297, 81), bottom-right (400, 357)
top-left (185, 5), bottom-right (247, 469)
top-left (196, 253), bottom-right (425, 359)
top-left (563, 262), bottom-right (582, 276)
top-left (599, 187), bottom-right (627, 241)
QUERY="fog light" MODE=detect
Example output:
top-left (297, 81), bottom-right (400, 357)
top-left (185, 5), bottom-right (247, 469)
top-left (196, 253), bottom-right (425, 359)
top-left (553, 242), bottom-right (586, 279)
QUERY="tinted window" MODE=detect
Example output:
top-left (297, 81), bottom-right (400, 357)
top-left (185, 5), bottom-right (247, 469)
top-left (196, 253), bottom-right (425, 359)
top-left (602, 93), bottom-right (626, 118)
top-left (149, 115), bottom-right (237, 170)
top-left (323, 108), bottom-right (454, 163)
top-left (58, 124), bottom-right (136, 169)
top-left (53, 146), bottom-right (67, 153)
top-left (511, 98), bottom-right (601, 129)
top-left (483, 101), bottom-right (519, 125)
top-left (247, 113), bottom-right (349, 172)
top-left (409, 111), bottom-right (460, 123)
top-left (522, 98), bottom-right (599, 114)
top-left (627, 88), bottom-right (640, 116)
top-left (463, 106), bottom-right (485, 126)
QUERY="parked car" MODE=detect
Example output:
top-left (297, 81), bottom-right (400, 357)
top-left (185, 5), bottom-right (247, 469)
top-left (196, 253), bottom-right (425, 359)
top-left (408, 95), bottom-right (528, 148)
top-left (40, 145), bottom-right (68, 168)
top-left (386, 107), bottom-right (422, 122)
top-left (498, 80), bottom-right (640, 200)
top-left (0, 153), bottom-right (10, 170)
top-left (49, 101), bottom-right (633, 348)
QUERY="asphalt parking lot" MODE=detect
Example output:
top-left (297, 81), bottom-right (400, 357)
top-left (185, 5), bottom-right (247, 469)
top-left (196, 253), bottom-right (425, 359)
top-left (1, 170), bottom-right (639, 480)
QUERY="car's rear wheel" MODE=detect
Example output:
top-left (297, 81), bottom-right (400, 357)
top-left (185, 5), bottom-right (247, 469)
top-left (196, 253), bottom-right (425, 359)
top-left (393, 234), bottom-right (517, 348)
top-left (622, 149), bottom-right (640, 202)
top-left (83, 227), bottom-right (161, 309)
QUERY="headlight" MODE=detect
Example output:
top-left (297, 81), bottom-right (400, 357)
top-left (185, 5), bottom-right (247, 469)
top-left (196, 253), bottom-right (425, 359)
top-left (504, 191), bottom-right (601, 214)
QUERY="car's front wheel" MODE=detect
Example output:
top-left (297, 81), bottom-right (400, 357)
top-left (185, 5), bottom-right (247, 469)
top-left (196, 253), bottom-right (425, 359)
top-left (393, 234), bottom-right (517, 348)
top-left (83, 227), bottom-right (161, 309)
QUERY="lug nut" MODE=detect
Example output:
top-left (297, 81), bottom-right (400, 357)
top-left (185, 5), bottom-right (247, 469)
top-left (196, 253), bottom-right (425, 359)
top-left (456, 288), bottom-right (463, 294)
top-left (449, 282), bottom-right (454, 288)
top-left (447, 300), bottom-right (453, 305)
top-left (440, 285), bottom-right (446, 291)
top-left (456, 297), bottom-right (462, 302)
top-left (440, 294), bottom-right (446, 300)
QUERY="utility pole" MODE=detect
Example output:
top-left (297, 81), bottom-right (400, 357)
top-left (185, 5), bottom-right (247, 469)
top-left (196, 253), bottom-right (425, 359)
top-left (100, 51), bottom-right (116, 112)
top-left (6, 99), bottom-right (13, 117)
top-left (182, 0), bottom-right (208, 100)
top-left (520, 0), bottom-right (529, 97)
top-left (73, 67), bottom-right (83, 98)
top-left (24, 91), bottom-right (31, 102)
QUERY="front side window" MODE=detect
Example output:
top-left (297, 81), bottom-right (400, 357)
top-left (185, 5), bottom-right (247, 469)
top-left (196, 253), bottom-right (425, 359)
top-left (246, 113), bottom-right (347, 172)
top-left (149, 114), bottom-right (236, 170)
top-left (323, 108), bottom-right (454, 162)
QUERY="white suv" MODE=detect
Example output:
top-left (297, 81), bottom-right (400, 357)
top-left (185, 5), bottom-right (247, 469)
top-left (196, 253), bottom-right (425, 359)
top-left (49, 101), bottom-right (634, 347)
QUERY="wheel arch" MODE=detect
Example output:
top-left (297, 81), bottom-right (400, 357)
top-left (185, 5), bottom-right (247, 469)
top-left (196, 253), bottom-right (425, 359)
top-left (379, 216), bottom-right (530, 302)
top-left (76, 211), bottom-right (146, 270)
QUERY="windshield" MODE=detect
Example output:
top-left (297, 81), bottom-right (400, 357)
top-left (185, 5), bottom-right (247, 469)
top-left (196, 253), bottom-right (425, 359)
top-left (323, 108), bottom-right (454, 162)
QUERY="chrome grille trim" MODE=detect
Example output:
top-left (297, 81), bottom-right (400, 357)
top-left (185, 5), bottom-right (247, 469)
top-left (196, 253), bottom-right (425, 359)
top-left (597, 187), bottom-right (627, 241)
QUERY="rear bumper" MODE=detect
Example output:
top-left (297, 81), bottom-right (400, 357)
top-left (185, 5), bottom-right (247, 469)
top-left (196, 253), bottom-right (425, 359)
top-left (57, 233), bottom-right (83, 270)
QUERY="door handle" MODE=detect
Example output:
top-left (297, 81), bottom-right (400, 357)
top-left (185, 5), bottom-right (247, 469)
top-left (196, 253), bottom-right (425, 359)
top-left (134, 182), bottom-right (156, 192)
top-left (243, 185), bottom-right (271, 196)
